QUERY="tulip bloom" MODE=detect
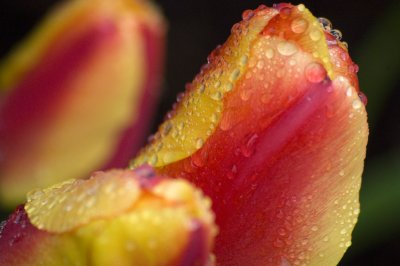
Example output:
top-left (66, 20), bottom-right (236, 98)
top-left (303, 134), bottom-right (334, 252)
top-left (0, 166), bottom-right (217, 265)
top-left (132, 3), bottom-right (368, 265)
top-left (0, 0), bottom-right (165, 207)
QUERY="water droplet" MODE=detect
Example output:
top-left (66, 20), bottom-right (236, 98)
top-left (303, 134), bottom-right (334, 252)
top-left (291, 18), bottom-right (308, 33)
top-left (85, 197), bottom-right (96, 208)
top-left (318, 17), bottom-right (332, 31)
top-left (330, 29), bottom-right (342, 40)
top-left (162, 122), bottom-right (172, 136)
top-left (176, 92), bottom-right (185, 102)
top-left (241, 133), bottom-right (258, 157)
top-left (211, 113), bottom-right (219, 123)
top-left (240, 55), bottom-right (248, 65)
top-left (265, 48), bottom-right (274, 59)
top-left (242, 10), bottom-right (254, 21)
top-left (346, 86), bottom-right (354, 97)
top-left (340, 228), bottom-right (347, 235)
top-left (257, 60), bottom-right (264, 69)
top-left (279, 7), bottom-right (291, 19)
top-left (198, 84), bottom-right (205, 94)
top-left (191, 152), bottom-right (205, 168)
top-left (230, 69), bottom-right (241, 81)
top-left (177, 122), bottom-right (185, 131)
top-left (225, 83), bottom-right (233, 92)
top-left (323, 235), bottom-right (329, 242)
top-left (345, 241), bottom-right (352, 247)
top-left (305, 62), bottom-right (326, 83)
top-left (196, 138), bottom-right (204, 149)
top-left (297, 4), bottom-right (305, 12)
top-left (352, 99), bottom-right (362, 109)
top-left (309, 30), bottom-right (322, 41)
top-left (210, 91), bottom-right (222, 101)
top-left (311, 225), bottom-right (318, 232)
top-left (289, 59), bottom-right (297, 66)
top-left (277, 41), bottom-right (298, 56)
top-left (149, 154), bottom-right (158, 165)
top-left (358, 91), bottom-right (368, 106)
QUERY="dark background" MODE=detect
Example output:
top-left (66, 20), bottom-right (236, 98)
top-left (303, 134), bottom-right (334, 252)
top-left (1, 0), bottom-right (400, 265)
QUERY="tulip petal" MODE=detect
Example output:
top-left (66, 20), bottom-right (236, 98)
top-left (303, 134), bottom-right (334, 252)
top-left (132, 4), bottom-right (368, 265)
top-left (0, 167), bottom-right (217, 265)
top-left (0, 0), bottom-right (165, 207)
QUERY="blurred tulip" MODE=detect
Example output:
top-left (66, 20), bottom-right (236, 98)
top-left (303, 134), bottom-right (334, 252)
top-left (132, 3), bottom-right (368, 265)
top-left (0, 166), bottom-right (217, 265)
top-left (0, 0), bottom-right (165, 208)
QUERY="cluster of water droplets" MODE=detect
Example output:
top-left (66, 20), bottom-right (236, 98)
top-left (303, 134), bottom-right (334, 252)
top-left (25, 171), bottom-right (140, 233)
top-left (132, 9), bottom-right (271, 168)
top-left (318, 17), bottom-right (347, 48)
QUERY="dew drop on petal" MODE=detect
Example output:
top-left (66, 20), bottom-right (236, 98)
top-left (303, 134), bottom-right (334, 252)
top-left (277, 41), bottom-right (297, 56)
top-left (279, 7), bottom-right (291, 19)
top-left (318, 17), bottom-right (332, 31)
top-left (358, 91), bottom-right (368, 106)
top-left (311, 225), bottom-right (318, 232)
top-left (330, 29), bottom-right (342, 41)
top-left (242, 9), bottom-right (254, 21)
top-left (210, 91), bottom-right (222, 101)
top-left (346, 86), bottom-right (354, 97)
top-left (309, 30), bottom-right (322, 41)
top-left (265, 48), bottom-right (274, 59)
top-left (352, 99), bottom-right (362, 110)
top-left (196, 138), bottom-right (204, 149)
top-left (297, 4), bottom-right (305, 12)
top-left (291, 18), bottom-right (308, 33)
top-left (305, 62), bottom-right (326, 83)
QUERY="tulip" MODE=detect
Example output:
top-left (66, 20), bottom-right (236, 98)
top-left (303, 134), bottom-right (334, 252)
top-left (131, 3), bottom-right (368, 265)
top-left (0, 0), bottom-right (165, 208)
top-left (0, 166), bottom-right (217, 265)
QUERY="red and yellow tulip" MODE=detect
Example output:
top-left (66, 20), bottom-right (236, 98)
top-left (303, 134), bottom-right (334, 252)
top-left (0, 0), bottom-right (165, 208)
top-left (0, 166), bottom-right (217, 266)
top-left (0, 2), bottom-right (368, 266)
top-left (131, 3), bottom-right (368, 265)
